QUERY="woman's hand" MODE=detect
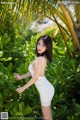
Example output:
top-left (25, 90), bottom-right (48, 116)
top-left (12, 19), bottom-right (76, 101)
top-left (14, 73), bottom-right (22, 80)
top-left (16, 87), bottom-right (25, 94)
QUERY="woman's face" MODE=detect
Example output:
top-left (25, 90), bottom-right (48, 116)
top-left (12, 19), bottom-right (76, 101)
top-left (37, 39), bottom-right (46, 54)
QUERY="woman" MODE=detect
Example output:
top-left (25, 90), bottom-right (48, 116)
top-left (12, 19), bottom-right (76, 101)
top-left (14, 35), bottom-right (55, 120)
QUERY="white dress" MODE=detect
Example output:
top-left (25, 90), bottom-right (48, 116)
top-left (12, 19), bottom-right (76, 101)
top-left (28, 58), bottom-right (55, 106)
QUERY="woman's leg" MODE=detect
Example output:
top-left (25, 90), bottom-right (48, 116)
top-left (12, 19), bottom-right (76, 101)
top-left (41, 106), bottom-right (53, 120)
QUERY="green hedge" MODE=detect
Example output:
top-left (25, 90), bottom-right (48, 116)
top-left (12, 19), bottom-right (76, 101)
top-left (0, 27), bottom-right (80, 119)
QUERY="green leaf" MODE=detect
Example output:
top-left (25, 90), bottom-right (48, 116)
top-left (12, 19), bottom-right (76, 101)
top-left (7, 82), bottom-right (16, 91)
top-left (0, 93), bottom-right (3, 110)
top-left (19, 102), bottom-right (24, 112)
top-left (23, 106), bottom-right (32, 115)
top-left (7, 63), bottom-right (13, 72)
top-left (15, 112), bottom-right (23, 116)
top-left (0, 38), bottom-right (3, 49)
top-left (10, 110), bottom-right (15, 116)
top-left (4, 101), bottom-right (20, 110)
top-left (13, 107), bottom-right (18, 114)
top-left (0, 51), bottom-right (3, 57)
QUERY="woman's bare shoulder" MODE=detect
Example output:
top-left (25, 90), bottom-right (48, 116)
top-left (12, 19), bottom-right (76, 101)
top-left (36, 56), bottom-right (47, 64)
top-left (36, 56), bottom-right (46, 60)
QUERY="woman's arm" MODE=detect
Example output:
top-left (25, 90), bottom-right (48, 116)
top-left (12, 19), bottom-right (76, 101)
top-left (23, 58), bottom-right (43, 89)
top-left (14, 72), bottom-right (31, 80)
top-left (16, 57), bottom-right (43, 93)
top-left (21, 72), bottom-right (31, 79)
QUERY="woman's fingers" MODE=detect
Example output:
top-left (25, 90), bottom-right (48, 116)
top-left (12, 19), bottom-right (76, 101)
top-left (14, 73), bottom-right (18, 76)
top-left (14, 73), bottom-right (21, 80)
top-left (14, 73), bottom-right (19, 78)
top-left (16, 87), bottom-right (24, 93)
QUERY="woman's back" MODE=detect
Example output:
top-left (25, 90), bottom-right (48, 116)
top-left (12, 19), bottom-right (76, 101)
top-left (29, 56), bottom-right (47, 77)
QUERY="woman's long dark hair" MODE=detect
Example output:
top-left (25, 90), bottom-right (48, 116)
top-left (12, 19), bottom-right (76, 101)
top-left (36, 35), bottom-right (53, 63)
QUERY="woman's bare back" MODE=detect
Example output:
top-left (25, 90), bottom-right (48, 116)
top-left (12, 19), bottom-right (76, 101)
top-left (31, 57), bottom-right (47, 77)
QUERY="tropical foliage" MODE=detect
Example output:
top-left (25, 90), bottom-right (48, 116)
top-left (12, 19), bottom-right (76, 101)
top-left (0, 0), bottom-right (80, 120)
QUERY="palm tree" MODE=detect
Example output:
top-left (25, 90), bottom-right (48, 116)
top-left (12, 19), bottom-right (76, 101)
top-left (1, 0), bottom-right (80, 57)
top-left (73, 3), bottom-right (80, 47)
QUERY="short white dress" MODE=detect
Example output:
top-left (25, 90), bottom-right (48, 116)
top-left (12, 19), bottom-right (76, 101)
top-left (28, 58), bottom-right (55, 106)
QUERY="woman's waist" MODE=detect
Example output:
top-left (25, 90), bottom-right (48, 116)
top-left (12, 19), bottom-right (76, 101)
top-left (34, 76), bottom-right (52, 88)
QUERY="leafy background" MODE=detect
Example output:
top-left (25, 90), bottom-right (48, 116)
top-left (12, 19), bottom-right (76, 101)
top-left (0, 26), bottom-right (80, 120)
top-left (0, 0), bottom-right (80, 120)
